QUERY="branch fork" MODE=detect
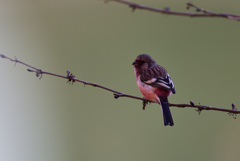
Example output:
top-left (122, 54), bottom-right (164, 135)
top-left (108, 0), bottom-right (240, 21)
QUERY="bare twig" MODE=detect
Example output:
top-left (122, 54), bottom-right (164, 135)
top-left (1, 54), bottom-right (240, 116)
top-left (1, 54), bottom-right (142, 100)
top-left (107, 0), bottom-right (240, 21)
top-left (169, 102), bottom-right (240, 114)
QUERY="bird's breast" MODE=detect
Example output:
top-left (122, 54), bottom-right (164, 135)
top-left (136, 75), bottom-right (159, 103)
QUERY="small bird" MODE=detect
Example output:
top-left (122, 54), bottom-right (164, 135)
top-left (132, 54), bottom-right (176, 126)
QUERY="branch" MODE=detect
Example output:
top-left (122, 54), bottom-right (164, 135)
top-left (107, 0), bottom-right (240, 21)
top-left (1, 54), bottom-right (239, 117)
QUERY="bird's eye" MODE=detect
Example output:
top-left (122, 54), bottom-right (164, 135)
top-left (141, 61), bottom-right (145, 63)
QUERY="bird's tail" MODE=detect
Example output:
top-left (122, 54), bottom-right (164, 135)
top-left (159, 97), bottom-right (174, 126)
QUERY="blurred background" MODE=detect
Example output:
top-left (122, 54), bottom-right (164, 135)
top-left (0, 0), bottom-right (240, 161)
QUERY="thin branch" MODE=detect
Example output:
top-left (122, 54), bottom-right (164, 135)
top-left (107, 0), bottom-right (240, 21)
top-left (1, 54), bottom-right (240, 116)
top-left (0, 54), bottom-right (142, 100)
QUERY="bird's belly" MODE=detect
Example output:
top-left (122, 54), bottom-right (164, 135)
top-left (137, 80), bottom-right (159, 103)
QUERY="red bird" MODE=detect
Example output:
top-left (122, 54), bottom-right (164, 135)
top-left (132, 54), bottom-right (176, 126)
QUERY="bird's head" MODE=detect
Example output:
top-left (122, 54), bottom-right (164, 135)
top-left (132, 54), bottom-right (155, 72)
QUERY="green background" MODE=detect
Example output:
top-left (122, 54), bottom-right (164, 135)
top-left (0, 0), bottom-right (240, 161)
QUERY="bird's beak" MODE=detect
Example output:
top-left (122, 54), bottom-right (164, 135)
top-left (132, 60), bottom-right (138, 66)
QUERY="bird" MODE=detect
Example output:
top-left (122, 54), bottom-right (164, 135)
top-left (132, 54), bottom-right (176, 126)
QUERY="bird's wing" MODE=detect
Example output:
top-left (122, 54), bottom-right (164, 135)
top-left (142, 74), bottom-right (176, 94)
